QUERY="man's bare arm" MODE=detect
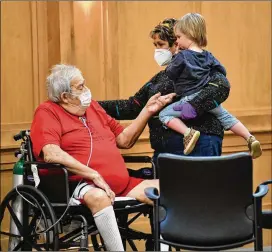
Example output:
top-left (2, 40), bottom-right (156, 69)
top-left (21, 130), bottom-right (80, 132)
top-left (42, 144), bottom-right (98, 180)
top-left (116, 107), bottom-right (152, 149)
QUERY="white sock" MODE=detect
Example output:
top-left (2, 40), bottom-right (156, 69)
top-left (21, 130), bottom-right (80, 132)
top-left (160, 235), bottom-right (169, 251)
top-left (184, 128), bottom-right (191, 137)
top-left (93, 205), bottom-right (124, 251)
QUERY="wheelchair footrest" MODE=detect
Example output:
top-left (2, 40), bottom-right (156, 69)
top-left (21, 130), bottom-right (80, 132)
top-left (119, 226), bottom-right (152, 240)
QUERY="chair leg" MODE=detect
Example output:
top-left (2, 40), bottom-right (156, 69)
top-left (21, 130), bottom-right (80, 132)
top-left (254, 228), bottom-right (263, 251)
top-left (118, 214), bottom-right (129, 250)
top-left (127, 239), bottom-right (138, 251)
top-left (153, 202), bottom-right (160, 251)
top-left (146, 210), bottom-right (155, 251)
top-left (145, 237), bottom-right (155, 251)
top-left (99, 235), bottom-right (106, 251)
top-left (74, 215), bottom-right (88, 251)
top-left (254, 197), bottom-right (263, 251)
top-left (91, 235), bottom-right (101, 251)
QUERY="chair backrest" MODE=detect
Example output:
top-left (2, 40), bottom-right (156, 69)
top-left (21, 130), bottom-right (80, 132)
top-left (157, 152), bottom-right (254, 247)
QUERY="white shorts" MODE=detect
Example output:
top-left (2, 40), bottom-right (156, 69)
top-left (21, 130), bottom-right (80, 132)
top-left (70, 182), bottom-right (95, 206)
top-left (70, 182), bottom-right (136, 206)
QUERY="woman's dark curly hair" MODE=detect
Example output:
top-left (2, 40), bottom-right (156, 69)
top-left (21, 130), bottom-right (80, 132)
top-left (149, 18), bottom-right (177, 47)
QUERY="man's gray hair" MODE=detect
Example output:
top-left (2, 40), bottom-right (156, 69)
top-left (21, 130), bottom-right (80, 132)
top-left (46, 64), bottom-right (83, 103)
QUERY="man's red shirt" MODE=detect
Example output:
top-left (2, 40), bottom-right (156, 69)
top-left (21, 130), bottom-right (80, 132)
top-left (30, 100), bottom-right (131, 195)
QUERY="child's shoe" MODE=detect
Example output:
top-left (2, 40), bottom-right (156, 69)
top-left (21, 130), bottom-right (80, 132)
top-left (247, 135), bottom-right (262, 159)
top-left (184, 129), bottom-right (200, 155)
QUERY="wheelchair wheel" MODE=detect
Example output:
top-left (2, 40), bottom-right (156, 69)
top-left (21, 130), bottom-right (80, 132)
top-left (0, 185), bottom-right (59, 251)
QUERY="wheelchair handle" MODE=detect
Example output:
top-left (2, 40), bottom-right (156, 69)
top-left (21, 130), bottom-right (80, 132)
top-left (14, 150), bottom-right (21, 158)
top-left (13, 130), bottom-right (30, 141)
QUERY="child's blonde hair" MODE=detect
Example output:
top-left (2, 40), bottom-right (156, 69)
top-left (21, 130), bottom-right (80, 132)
top-left (175, 13), bottom-right (207, 47)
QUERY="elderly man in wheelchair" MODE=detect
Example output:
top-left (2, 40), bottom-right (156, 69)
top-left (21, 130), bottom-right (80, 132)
top-left (0, 64), bottom-right (175, 251)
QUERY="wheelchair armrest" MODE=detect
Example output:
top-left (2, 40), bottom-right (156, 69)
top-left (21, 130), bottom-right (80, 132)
top-left (253, 184), bottom-right (269, 199)
top-left (25, 161), bottom-right (64, 169)
top-left (257, 180), bottom-right (272, 230)
top-left (122, 155), bottom-right (152, 163)
top-left (144, 187), bottom-right (160, 201)
top-left (25, 161), bottom-right (70, 205)
top-left (260, 179), bottom-right (272, 186)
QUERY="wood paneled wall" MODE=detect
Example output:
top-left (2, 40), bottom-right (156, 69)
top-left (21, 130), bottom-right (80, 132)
top-left (1, 1), bottom-right (271, 247)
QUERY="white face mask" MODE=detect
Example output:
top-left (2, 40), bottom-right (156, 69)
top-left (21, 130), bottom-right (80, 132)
top-left (71, 88), bottom-right (92, 107)
top-left (154, 48), bottom-right (173, 66)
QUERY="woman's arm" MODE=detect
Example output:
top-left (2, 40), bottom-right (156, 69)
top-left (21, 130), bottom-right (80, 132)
top-left (98, 83), bottom-right (150, 120)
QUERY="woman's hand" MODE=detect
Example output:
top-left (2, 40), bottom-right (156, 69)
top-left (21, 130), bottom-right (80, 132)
top-left (91, 172), bottom-right (115, 204)
top-left (145, 92), bottom-right (176, 114)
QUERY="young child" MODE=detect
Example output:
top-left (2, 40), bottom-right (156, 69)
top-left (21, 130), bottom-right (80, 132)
top-left (159, 13), bottom-right (262, 158)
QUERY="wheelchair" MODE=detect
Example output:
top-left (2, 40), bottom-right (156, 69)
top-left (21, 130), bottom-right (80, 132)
top-left (0, 130), bottom-right (155, 251)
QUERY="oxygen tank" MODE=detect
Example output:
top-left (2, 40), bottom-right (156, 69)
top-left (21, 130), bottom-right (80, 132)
top-left (8, 155), bottom-right (24, 250)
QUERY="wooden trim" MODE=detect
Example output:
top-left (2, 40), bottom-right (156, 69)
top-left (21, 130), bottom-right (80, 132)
top-left (36, 1), bottom-right (49, 103)
top-left (1, 123), bottom-right (32, 149)
top-left (3, 131), bottom-right (270, 168)
top-left (101, 1), bottom-right (120, 100)
top-left (0, 109), bottom-right (271, 150)
top-left (59, 1), bottom-right (74, 64)
top-left (47, 1), bottom-right (61, 68)
top-left (30, 1), bottom-right (39, 109)
top-left (120, 108), bottom-right (272, 142)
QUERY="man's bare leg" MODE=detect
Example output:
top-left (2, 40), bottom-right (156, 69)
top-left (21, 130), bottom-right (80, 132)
top-left (83, 188), bottom-right (124, 251)
top-left (126, 179), bottom-right (159, 205)
top-left (126, 180), bottom-right (169, 250)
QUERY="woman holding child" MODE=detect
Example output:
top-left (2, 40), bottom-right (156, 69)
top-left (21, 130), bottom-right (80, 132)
top-left (99, 15), bottom-right (262, 164)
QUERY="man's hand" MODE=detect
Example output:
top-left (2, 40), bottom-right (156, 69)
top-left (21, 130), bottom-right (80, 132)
top-left (91, 172), bottom-right (115, 204)
top-left (145, 92), bottom-right (176, 114)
